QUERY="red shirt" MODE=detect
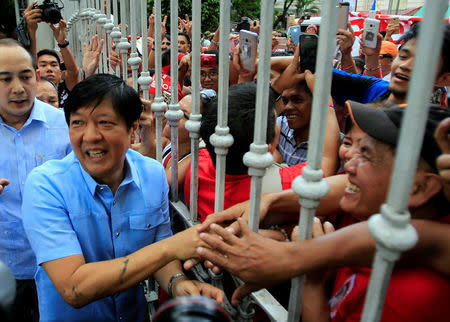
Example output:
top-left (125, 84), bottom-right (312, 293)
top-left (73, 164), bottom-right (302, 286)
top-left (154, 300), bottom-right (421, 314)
top-left (330, 214), bottom-right (450, 322)
top-left (184, 149), bottom-right (252, 222)
top-left (330, 266), bottom-right (450, 322)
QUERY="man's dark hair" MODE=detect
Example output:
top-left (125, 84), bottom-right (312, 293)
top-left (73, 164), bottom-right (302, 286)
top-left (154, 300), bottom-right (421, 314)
top-left (178, 32), bottom-right (191, 46)
top-left (64, 73), bottom-right (143, 130)
top-left (37, 49), bottom-right (61, 65)
top-left (201, 82), bottom-right (276, 175)
top-left (399, 23), bottom-right (450, 73)
top-left (0, 38), bottom-right (37, 69)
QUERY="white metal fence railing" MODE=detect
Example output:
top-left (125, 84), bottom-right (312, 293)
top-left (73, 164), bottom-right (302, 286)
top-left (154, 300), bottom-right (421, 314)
top-left (61, 0), bottom-right (447, 320)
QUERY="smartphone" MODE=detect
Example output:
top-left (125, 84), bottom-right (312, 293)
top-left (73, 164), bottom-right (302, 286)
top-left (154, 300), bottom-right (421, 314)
top-left (289, 25), bottom-right (301, 45)
top-left (299, 33), bottom-right (318, 73)
top-left (391, 17), bottom-right (400, 34)
top-left (337, 2), bottom-right (350, 31)
top-left (363, 17), bottom-right (380, 49)
top-left (239, 30), bottom-right (258, 72)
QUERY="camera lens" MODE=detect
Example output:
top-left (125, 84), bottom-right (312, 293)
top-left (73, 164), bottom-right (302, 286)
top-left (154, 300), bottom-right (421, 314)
top-left (44, 7), bottom-right (62, 24)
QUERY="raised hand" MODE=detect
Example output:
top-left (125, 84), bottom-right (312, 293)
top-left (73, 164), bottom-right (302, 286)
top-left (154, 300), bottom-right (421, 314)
top-left (24, 1), bottom-right (42, 34)
top-left (83, 34), bottom-right (104, 77)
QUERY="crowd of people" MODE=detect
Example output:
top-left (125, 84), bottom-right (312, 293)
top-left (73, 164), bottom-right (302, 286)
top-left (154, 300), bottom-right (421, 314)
top-left (1, 2), bottom-right (450, 321)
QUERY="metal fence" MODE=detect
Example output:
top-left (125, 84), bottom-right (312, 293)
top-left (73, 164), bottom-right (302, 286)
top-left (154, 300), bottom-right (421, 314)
top-left (61, 0), bottom-right (448, 321)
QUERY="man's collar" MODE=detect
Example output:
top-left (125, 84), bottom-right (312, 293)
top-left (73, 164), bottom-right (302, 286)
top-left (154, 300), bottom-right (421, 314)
top-left (79, 150), bottom-right (141, 196)
top-left (22, 98), bottom-right (49, 127)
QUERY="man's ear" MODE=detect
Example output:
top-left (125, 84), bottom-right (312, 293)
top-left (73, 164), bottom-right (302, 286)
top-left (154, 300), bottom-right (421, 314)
top-left (435, 71), bottom-right (450, 88)
top-left (409, 172), bottom-right (443, 208)
top-left (129, 120), bottom-right (139, 143)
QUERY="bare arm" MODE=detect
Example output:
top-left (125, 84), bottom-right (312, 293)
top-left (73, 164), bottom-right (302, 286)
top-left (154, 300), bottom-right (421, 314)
top-left (337, 23), bottom-right (357, 74)
top-left (50, 19), bottom-right (79, 90)
top-left (42, 226), bottom-right (206, 308)
top-left (23, 1), bottom-right (40, 60)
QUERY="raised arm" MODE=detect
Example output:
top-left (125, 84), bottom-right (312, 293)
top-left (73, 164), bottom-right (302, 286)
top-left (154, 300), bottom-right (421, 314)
top-left (49, 19), bottom-right (79, 90)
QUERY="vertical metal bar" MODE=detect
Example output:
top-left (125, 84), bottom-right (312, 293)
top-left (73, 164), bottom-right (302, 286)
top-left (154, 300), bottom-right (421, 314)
top-left (210, 0), bottom-right (233, 213)
top-left (14, 0), bottom-right (20, 26)
top-left (104, 0), bottom-right (114, 75)
top-left (165, 0), bottom-right (183, 201)
top-left (151, 0), bottom-right (167, 163)
top-left (117, 0), bottom-right (130, 81)
top-left (361, 1), bottom-right (447, 321)
top-left (244, 0), bottom-right (275, 232)
top-left (387, 0), bottom-right (394, 14)
top-left (99, 0), bottom-right (108, 74)
top-left (287, 0), bottom-right (336, 320)
top-left (185, 0), bottom-right (202, 222)
top-left (128, 0), bottom-right (141, 91)
top-left (110, 0), bottom-right (121, 78)
top-left (138, 0), bottom-right (152, 101)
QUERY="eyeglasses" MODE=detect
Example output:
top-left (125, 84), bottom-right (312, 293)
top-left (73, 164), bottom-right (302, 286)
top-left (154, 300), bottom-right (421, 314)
top-left (200, 70), bottom-right (218, 79)
top-left (162, 41), bottom-right (171, 46)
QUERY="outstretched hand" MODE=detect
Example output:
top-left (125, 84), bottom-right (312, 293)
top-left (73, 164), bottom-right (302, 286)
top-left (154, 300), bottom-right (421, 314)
top-left (24, 1), bottom-right (42, 34)
top-left (196, 219), bottom-right (295, 305)
top-left (83, 35), bottom-right (104, 77)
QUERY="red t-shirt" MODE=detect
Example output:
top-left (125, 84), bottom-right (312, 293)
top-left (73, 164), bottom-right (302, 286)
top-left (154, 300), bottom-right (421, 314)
top-left (279, 162), bottom-right (307, 190)
top-left (330, 214), bottom-right (450, 322)
top-left (184, 149), bottom-right (252, 222)
top-left (330, 266), bottom-right (450, 322)
top-left (184, 149), bottom-right (307, 222)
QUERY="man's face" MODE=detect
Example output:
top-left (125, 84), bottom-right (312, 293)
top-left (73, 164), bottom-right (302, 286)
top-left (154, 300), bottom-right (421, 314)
top-left (200, 67), bottom-right (219, 92)
top-left (178, 35), bottom-right (190, 53)
top-left (280, 84), bottom-right (313, 131)
top-left (161, 37), bottom-right (171, 51)
top-left (37, 80), bottom-right (59, 108)
top-left (0, 45), bottom-right (38, 125)
top-left (388, 39), bottom-right (416, 100)
top-left (69, 98), bottom-right (135, 188)
top-left (37, 54), bottom-right (62, 85)
top-left (340, 135), bottom-right (395, 220)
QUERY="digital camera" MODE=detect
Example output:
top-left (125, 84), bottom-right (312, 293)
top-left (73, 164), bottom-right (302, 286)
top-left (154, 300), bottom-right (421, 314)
top-left (33, 0), bottom-right (63, 24)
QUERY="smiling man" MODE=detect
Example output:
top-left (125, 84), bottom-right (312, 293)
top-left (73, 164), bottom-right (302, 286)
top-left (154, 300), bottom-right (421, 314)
top-left (331, 23), bottom-right (450, 107)
top-left (0, 38), bottom-right (70, 321)
top-left (22, 73), bottom-right (223, 321)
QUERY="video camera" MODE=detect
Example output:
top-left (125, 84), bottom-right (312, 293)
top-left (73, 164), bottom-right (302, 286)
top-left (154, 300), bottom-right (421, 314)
top-left (33, 0), bottom-right (63, 24)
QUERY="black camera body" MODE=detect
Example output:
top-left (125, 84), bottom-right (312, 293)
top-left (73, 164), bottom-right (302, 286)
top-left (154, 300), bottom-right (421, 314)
top-left (33, 0), bottom-right (62, 24)
top-left (236, 17), bottom-right (252, 32)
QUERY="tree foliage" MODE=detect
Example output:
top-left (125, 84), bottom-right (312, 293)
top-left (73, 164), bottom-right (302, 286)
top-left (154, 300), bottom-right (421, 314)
top-left (295, 0), bottom-right (320, 17)
top-left (146, 0), bottom-right (220, 33)
top-left (231, 0), bottom-right (261, 22)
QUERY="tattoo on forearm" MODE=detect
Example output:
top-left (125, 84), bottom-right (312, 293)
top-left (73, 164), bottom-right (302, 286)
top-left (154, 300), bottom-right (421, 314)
top-left (119, 259), bottom-right (129, 283)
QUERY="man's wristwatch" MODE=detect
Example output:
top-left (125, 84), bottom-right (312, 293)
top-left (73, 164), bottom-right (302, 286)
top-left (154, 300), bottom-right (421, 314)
top-left (57, 40), bottom-right (69, 48)
top-left (167, 273), bottom-right (186, 298)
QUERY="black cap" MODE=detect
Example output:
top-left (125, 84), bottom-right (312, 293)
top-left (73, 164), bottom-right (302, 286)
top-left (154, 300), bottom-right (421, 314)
top-left (345, 101), bottom-right (450, 171)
